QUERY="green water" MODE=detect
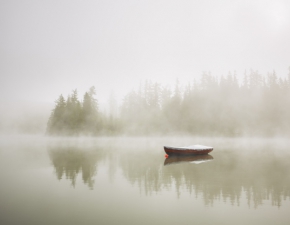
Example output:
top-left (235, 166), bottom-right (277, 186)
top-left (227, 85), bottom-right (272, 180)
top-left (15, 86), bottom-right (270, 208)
top-left (0, 135), bottom-right (289, 225)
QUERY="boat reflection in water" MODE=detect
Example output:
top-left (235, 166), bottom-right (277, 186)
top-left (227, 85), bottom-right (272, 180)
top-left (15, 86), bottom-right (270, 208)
top-left (164, 154), bottom-right (214, 166)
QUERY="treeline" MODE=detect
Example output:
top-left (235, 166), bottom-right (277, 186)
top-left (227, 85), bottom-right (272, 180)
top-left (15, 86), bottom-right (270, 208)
top-left (121, 69), bottom-right (290, 136)
top-left (47, 69), bottom-right (290, 136)
top-left (46, 87), bottom-right (120, 135)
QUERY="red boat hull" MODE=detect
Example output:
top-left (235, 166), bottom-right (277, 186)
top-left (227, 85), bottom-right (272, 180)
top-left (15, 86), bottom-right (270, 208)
top-left (164, 146), bottom-right (213, 155)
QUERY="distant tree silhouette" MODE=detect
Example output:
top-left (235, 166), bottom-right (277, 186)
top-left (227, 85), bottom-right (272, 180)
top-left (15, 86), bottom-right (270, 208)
top-left (64, 89), bottom-right (82, 135)
top-left (46, 94), bottom-right (66, 134)
top-left (117, 70), bottom-right (290, 136)
top-left (47, 87), bottom-right (101, 135)
top-left (47, 69), bottom-right (290, 136)
top-left (81, 86), bottom-right (99, 134)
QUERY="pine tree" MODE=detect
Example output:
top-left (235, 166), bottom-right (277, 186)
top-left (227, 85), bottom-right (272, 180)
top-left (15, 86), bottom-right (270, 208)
top-left (64, 89), bottom-right (82, 134)
top-left (82, 86), bottom-right (98, 134)
top-left (47, 94), bottom-right (66, 134)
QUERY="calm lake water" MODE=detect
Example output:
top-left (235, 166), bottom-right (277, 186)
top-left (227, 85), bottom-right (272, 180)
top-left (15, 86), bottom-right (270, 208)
top-left (0, 135), bottom-right (290, 225)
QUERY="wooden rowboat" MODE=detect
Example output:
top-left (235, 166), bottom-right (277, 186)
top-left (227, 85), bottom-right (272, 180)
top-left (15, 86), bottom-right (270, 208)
top-left (164, 145), bottom-right (213, 156)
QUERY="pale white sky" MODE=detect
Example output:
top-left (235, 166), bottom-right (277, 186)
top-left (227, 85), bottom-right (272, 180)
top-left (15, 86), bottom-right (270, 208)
top-left (1, 0), bottom-right (290, 106)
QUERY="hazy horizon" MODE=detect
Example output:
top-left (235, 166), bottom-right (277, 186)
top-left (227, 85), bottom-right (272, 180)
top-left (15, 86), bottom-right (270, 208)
top-left (1, 0), bottom-right (290, 135)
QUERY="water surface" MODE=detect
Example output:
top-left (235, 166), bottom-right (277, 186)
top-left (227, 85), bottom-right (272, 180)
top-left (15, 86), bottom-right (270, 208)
top-left (0, 136), bottom-right (290, 225)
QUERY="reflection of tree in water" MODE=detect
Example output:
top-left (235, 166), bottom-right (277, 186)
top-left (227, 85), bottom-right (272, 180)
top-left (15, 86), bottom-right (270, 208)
top-left (49, 147), bottom-right (104, 189)
top-left (182, 151), bottom-right (290, 208)
top-left (47, 139), bottom-right (290, 207)
top-left (121, 151), bottom-right (164, 195)
top-left (119, 148), bottom-right (290, 208)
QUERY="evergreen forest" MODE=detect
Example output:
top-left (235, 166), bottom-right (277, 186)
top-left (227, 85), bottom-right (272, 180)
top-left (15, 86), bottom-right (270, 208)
top-left (47, 69), bottom-right (290, 136)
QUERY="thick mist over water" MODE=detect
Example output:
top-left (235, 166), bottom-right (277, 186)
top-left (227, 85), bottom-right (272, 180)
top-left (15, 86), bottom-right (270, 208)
top-left (1, 70), bottom-right (290, 137)
top-left (1, 0), bottom-right (290, 137)
top-left (1, 1), bottom-right (290, 224)
top-left (43, 71), bottom-right (290, 137)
